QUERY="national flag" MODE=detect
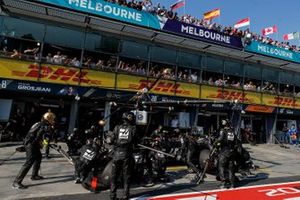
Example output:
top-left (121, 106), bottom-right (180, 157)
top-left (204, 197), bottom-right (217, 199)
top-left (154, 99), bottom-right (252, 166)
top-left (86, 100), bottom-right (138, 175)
top-left (283, 32), bottom-right (300, 40)
top-left (262, 25), bottom-right (278, 36)
top-left (204, 9), bottom-right (220, 20)
top-left (234, 17), bottom-right (250, 29)
top-left (170, 0), bottom-right (185, 11)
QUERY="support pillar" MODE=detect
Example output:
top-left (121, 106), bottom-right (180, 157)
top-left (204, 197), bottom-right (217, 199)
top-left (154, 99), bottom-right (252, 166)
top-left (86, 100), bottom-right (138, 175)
top-left (266, 114), bottom-right (277, 144)
top-left (68, 99), bottom-right (79, 133)
top-left (104, 101), bottom-right (111, 131)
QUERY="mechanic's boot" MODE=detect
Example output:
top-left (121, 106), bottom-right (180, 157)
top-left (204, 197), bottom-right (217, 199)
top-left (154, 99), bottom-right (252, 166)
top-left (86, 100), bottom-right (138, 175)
top-left (12, 182), bottom-right (28, 189)
top-left (31, 175), bottom-right (44, 180)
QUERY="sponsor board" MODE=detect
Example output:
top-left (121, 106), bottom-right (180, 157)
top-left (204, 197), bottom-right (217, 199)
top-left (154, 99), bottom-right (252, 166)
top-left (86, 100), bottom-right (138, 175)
top-left (262, 94), bottom-right (299, 109)
top-left (245, 41), bottom-right (300, 64)
top-left (246, 105), bottom-right (275, 113)
top-left (134, 181), bottom-right (300, 200)
top-left (0, 58), bottom-right (114, 88)
top-left (162, 20), bottom-right (243, 49)
top-left (201, 86), bottom-right (261, 104)
top-left (39, 0), bottom-right (161, 29)
top-left (116, 74), bottom-right (195, 98)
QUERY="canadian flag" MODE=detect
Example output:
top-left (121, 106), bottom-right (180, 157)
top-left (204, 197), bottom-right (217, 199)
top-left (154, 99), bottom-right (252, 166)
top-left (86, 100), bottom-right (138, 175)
top-left (234, 18), bottom-right (250, 29)
top-left (262, 25), bottom-right (278, 36)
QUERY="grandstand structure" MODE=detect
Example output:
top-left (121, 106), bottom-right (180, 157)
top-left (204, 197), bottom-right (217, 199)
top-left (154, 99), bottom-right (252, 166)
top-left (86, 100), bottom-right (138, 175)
top-left (0, 0), bottom-right (299, 142)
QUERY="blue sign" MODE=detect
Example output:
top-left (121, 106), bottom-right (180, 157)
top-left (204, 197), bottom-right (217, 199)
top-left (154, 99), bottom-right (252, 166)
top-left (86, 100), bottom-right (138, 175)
top-left (245, 41), bottom-right (300, 63)
top-left (162, 20), bottom-right (243, 49)
top-left (39, 0), bottom-right (161, 29)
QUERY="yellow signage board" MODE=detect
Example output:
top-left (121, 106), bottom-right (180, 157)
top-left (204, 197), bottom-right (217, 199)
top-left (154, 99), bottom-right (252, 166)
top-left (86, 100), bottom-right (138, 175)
top-left (0, 58), bottom-right (39, 81)
top-left (201, 85), bottom-right (221, 100)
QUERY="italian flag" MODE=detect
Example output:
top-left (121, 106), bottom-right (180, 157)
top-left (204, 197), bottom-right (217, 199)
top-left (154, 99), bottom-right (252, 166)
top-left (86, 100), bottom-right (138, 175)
top-left (234, 18), bottom-right (250, 29)
top-left (283, 32), bottom-right (300, 40)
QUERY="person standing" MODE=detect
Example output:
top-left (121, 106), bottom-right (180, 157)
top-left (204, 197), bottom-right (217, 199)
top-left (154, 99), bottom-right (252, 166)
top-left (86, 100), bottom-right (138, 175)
top-left (215, 119), bottom-right (238, 189)
top-left (12, 111), bottom-right (56, 189)
top-left (110, 112), bottom-right (136, 200)
top-left (288, 124), bottom-right (298, 146)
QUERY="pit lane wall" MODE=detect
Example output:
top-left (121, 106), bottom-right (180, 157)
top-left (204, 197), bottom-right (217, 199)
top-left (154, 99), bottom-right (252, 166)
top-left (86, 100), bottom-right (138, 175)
top-left (1, 58), bottom-right (300, 111)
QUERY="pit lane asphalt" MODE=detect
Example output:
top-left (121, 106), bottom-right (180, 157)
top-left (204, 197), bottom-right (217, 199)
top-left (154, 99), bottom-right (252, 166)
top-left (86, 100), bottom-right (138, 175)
top-left (1, 142), bottom-right (300, 200)
top-left (23, 176), bottom-right (300, 200)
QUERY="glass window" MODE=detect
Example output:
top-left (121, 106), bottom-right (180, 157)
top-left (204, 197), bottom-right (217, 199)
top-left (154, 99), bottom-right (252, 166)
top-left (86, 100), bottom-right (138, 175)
top-left (150, 46), bottom-right (177, 64)
top-left (83, 50), bottom-right (117, 71)
top-left (244, 65), bottom-right (261, 79)
top-left (118, 57), bottom-right (147, 76)
top-left (85, 33), bottom-right (102, 52)
top-left (224, 61), bottom-right (243, 89)
top-left (0, 36), bottom-right (41, 61)
top-left (120, 40), bottom-right (148, 60)
top-left (263, 68), bottom-right (279, 82)
top-left (294, 73), bottom-right (300, 86)
top-left (149, 62), bottom-right (176, 80)
top-left (262, 68), bottom-right (279, 94)
top-left (224, 61), bottom-right (243, 76)
top-left (1, 17), bottom-right (45, 41)
top-left (244, 65), bottom-right (261, 92)
top-left (178, 51), bottom-right (201, 68)
top-left (202, 71), bottom-right (224, 86)
top-left (203, 56), bottom-right (223, 73)
top-left (45, 25), bottom-right (84, 49)
top-left (280, 72), bottom-right (294, 84)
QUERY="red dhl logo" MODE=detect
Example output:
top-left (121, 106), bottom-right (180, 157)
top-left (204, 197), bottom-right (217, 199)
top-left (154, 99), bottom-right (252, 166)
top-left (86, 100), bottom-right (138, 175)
top-left (208, 89), bottom-right (251, 102)
top-left (11, 65), bottom-right (102, 85)
top-left (129, 79), bottom-right (191, 95)
top-left (269, 97), bottom-right (299, 107)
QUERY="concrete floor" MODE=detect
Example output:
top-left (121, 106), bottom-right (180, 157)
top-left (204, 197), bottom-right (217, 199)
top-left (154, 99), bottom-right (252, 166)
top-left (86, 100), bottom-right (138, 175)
top-left (0, 142), bottom-right (300, 200)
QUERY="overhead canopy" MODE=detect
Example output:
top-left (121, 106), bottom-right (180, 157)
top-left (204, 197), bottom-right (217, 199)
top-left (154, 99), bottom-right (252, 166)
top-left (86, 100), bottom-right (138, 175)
top-left (0, 0), bottom-right (297, 72)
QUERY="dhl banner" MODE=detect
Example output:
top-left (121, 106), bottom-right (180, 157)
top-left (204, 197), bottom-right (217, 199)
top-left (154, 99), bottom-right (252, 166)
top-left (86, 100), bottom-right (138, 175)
top-left (243, 91), bottom-right (261, 104)
top-left (0, 59), bottom-right (39, 82)
top-left (200, 86), bottom-right (261, 104)
top-left (0, 58), bottom-right (115, 88)
top-left (116, 74), bottom-right (142, 92)
top-left (296, 98), bottom-right (300, 110)
top-left (173, 82), bottom-right (199, 98)
top-left (201, 85), bottom-right (220, 100)
top-left (262, 93), bottom-right (299, 109)
top-left (80, 69), bottom-right (115, 88)
top-left (116, 74), bottom-right (197, 97)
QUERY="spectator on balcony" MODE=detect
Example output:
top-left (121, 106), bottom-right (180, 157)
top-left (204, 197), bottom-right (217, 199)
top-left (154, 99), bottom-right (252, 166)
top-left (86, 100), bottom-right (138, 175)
top-left (11, 49), bottom-right (21, 59)
top-left (53, 51), bottom-right (63, 64)
top-left (190, 72), bottom-right (198, 83)
top-left (95, 59), bottom-right (105, 70)
top-left (70, 57), bottom-right (80, 67)
top-left (46, 53), bottom-right (53, 63)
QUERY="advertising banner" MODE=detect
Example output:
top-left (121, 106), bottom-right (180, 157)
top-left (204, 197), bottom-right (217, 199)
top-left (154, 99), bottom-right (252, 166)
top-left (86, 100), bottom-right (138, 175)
top-left (116, 74), bottom-right (194, 97)
top-left (262, 94), bottom-right (299, 108)
top-left (245, 105), bottom-right (275, 113)
top-left (0, 78), bottom-right (87, 96)
top-left (243, 91), bottom-right (261, 104)
top-left (162, 20), bottom-right (243, 49)
top-left (0, 59), bottom-right (39, 82)
top-left (173, 82), bottom-right (199, 98)
top-left (245, 41), bottom-right (300, 63)
top-left (201, 86), bottom-right (254, 103)
top-left (39, 0), bottom-right (161, 29)
top-left (201, 85), bottom-right (220, 100)
top-left (81, 69), bottom-right (115, 88)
